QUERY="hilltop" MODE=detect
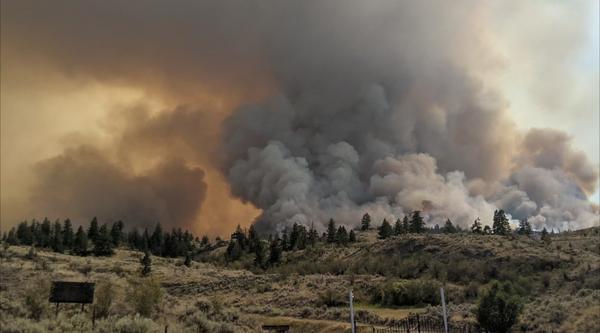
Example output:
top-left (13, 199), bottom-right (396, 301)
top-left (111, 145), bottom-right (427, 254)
top-left (1, 228), bottom-right (599, 332)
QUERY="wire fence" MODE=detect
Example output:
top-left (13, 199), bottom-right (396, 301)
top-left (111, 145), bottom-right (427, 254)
top-left (358, 315), bottom-right (486, 333)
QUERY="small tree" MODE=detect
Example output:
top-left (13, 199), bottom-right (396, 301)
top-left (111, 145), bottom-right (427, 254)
top-left (62, 219), bottom-right (74, 249)
top-left (409, 211), bottom-right (425, 233)
top-left (110, 220), bottom-right (124, 247)
top-left (348, 230), bottom-right (357, 243)
top-left (471, 218), bottom-right (483, 234)
top-left (73, 226), bottom-right (88, 256)
top-left (492, 210), bottom-right (511, 236)
top-left (394, 218), bottom-right (402, 235)
top-left (127, 277), bottom-right (163, 317)
top-left (517, 219), bottom-right (532, 236)
top-left (336, 226), bottom-right (349, 245)
top-left (268, 238), bottom-right (282, 266)
top-left (88, 217), bottom-right (100, 244)
top-left (402, 216), bottom-right (410, 234)
top-left (140, 250), bottom-right (152, 276)
top-left (477, 281), bottom-right (522, 333)
top-left (483, 225), bottom-right (492, 235)
top-left (93, 224), bottom-right (114, 256)
top-left (326, 219), bottom-right (337, 243)
top-left (541, 227), bottom-right (551, 244)
top-left (254, 240), bottom-right (268, 269)
top-left (443, 219), bottom-right (457, 234)
top-left (95, 281), bottom-right (115, 318)
top-left (360, 213), bottom-right (371, 231)
top-left (378, 219), bottom-right (393, 239)
top-left (51, 221), bottom-right (64, 253)
top-left (183, 251), bottom-right (192, 267)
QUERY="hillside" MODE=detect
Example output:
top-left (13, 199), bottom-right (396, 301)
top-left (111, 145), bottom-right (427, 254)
top-left (1, 229), bottom-right (599, 332)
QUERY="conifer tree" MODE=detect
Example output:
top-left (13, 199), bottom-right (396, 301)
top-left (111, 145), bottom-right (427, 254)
top-left (517, 219), bottom-right (532, 236)
top-left (308, 224), bottom-right (319, 246)
top-left (541, 227), bottom-right (550, 244)
top-left (254, 240), bottom-right (268, 269)
top-left (51, 220), bottom-right (64, 253)
top-left (394, 218), bottom-right (402, 235)
top-left (326, 219), bottom-right (337, 243)
top-left (348, 230), bottom-right (356, 243)
top-left (336, 226), bottom-right (349, 245)
top-left (378, 219), bottom-right (393, 239)
top-left (6, 228), bottom-right (18, 245)
top-left (248, 225), bottom-right (259, 252)
top-left (140, 250), bottom-right (152, 276)
top-left (110, 220), bottom-right (124, 247)
top-left (226, 239), bottom-right (242, 262)
top-left (492, 210), bottom-right (511, 235)
top-left (93, 224), bottom-right (114, 256)
top-left (443, 219), bottom-right (457, 234)
top-left (149, 223), bottom-right (164, 255)
top-left (40, 218), bottom-right (52, 248)
top-left (88, 217), bottom-right (100, 244)
top-left (63, 219), bottom-right (74, 249)
top-left (360, 213), bottom-right (371, 231)
top-left (268, 238), bottom-right (282, 266)
top-left (73, 226), bottom-right (88, 256)
top-left (184, 251), bottom-right (192, 267)
top-left (402, 216), bottom-right (410, 234)
top-left (471, 218), bottom-right (483, 234)
top-left (200, 235), bottom-right (210, 247)
top-left (409, 211), bottom-right (425, 233)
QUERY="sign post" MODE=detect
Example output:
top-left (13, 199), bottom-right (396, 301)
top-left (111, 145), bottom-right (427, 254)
top-left (349, 290), bottom-right (356, 333)
top-left (440, 287), bottom-right (448, 333)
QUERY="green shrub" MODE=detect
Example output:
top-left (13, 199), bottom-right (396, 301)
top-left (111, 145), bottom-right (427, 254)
top-left (371, 279), bottom-right (440, 306)
top-left (95, 281), bottom-right (115, 318)
top-left (126, 278), bottom-right (163, 317)
top-left (477, 281), bottom-right (522, 333)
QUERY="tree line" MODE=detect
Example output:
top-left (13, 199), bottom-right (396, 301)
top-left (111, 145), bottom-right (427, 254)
top-left (2, 217), bottom-right (200, 258)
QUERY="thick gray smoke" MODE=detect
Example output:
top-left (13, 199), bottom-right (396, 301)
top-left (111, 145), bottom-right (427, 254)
top-left (220, 2), bottom-right (599, 232)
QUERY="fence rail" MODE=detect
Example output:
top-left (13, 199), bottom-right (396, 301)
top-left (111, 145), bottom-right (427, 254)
top-left (358, 315), bottom-right (486, 333)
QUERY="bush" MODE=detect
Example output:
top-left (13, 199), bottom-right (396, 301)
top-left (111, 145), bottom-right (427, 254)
top-left (317, 288), bottom-right (347, 307)
top-left (477, 281), bottom-right (522, 333)
top-left (126, 278), bottom-right (163, 317)
top-left (24, 279), bottom-right (50, 320)
top-left (95, 281), bottom-right (115, 318)
top-left (371, 279), bottom-right (440, 306)
top-left (113, 314), bottom-right (159, 333)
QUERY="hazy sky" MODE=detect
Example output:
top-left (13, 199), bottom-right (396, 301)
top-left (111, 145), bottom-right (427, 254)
top-left (1, 1), bottom-right (598, 235)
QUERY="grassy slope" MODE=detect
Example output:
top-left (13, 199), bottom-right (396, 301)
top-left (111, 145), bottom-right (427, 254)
top-left (1, 228), bottom-right (599, 332)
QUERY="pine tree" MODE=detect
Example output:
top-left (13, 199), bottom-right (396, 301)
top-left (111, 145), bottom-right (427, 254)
top-left (16, 221), bottom-right (33, 245)
top-left (348, 230), bottom-right (356, 243)
top-left (63, 219), bottom-right (74, 249)
top-left (541, 227), bottom-right (550, 244)
top-left (248, 225), bottom-right (259, 253)
top-left (378, 219), bottom-right (393, 239)
top-left (394, 218), bottom-right (402, 235)
top-left (93, 224), bottom-right (114, 256)
top-left (492, 210), bottom-right (511, 235)
top-left (183, 251), bottom-right (192, 267)
top-left (517, 219), bottom-right (532, 236)
top-left (336, 226), bottom-right (349, 245)
top-left (409, 211), bottom-right (425, 233)
top-left (471, 218), bottom-right (483, 234)
top-left (40, 218), bottom-right (52, 248)
top-left (110, 220), bottom-right (124, 247)
top-left (226, 239), bottom-right (242, 262)
top-left (200, 235), bottom-right (210, 247)
top-left (254, 240), bottom-right (268, 269)
top-left (88, 217), bottom-right (100, 244)
top-left (443, 219), bottom-right (457, 234)
top-left (326, 219), bottom-right (337, 243)
top-left (6, 228), bottom-right (18, 245)
top-left (140, 250), bottom-right (152, 276)
top-left (402, 216), bottom-right (410, 234)
top-left (149, 223), bottom-right (164, 255)
top-left (360, 213), bottom-right (371, 231)
top-left (73, 226), bottom-right (88, 256)
top-left (268, 238), bottom-right (282, 266)
top-left (51, 220), bottom-right (64, 253)
top-left (308, 224), bottom-right (319, 246)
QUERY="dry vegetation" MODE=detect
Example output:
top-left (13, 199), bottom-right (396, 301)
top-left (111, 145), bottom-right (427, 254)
top-left (1, 228), bottom-right (599, 333)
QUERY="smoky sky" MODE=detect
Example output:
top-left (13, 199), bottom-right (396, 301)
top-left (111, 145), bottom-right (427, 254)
top-left (1, 0), bottom-right (598, 233)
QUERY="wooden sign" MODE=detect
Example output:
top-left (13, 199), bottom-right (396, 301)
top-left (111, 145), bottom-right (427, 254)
top-left (49, 281), bottom-right (95, 304)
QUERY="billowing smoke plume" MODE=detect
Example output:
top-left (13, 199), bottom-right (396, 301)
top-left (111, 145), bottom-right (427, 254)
top-left (1, 1), bottom-right (597, 233)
